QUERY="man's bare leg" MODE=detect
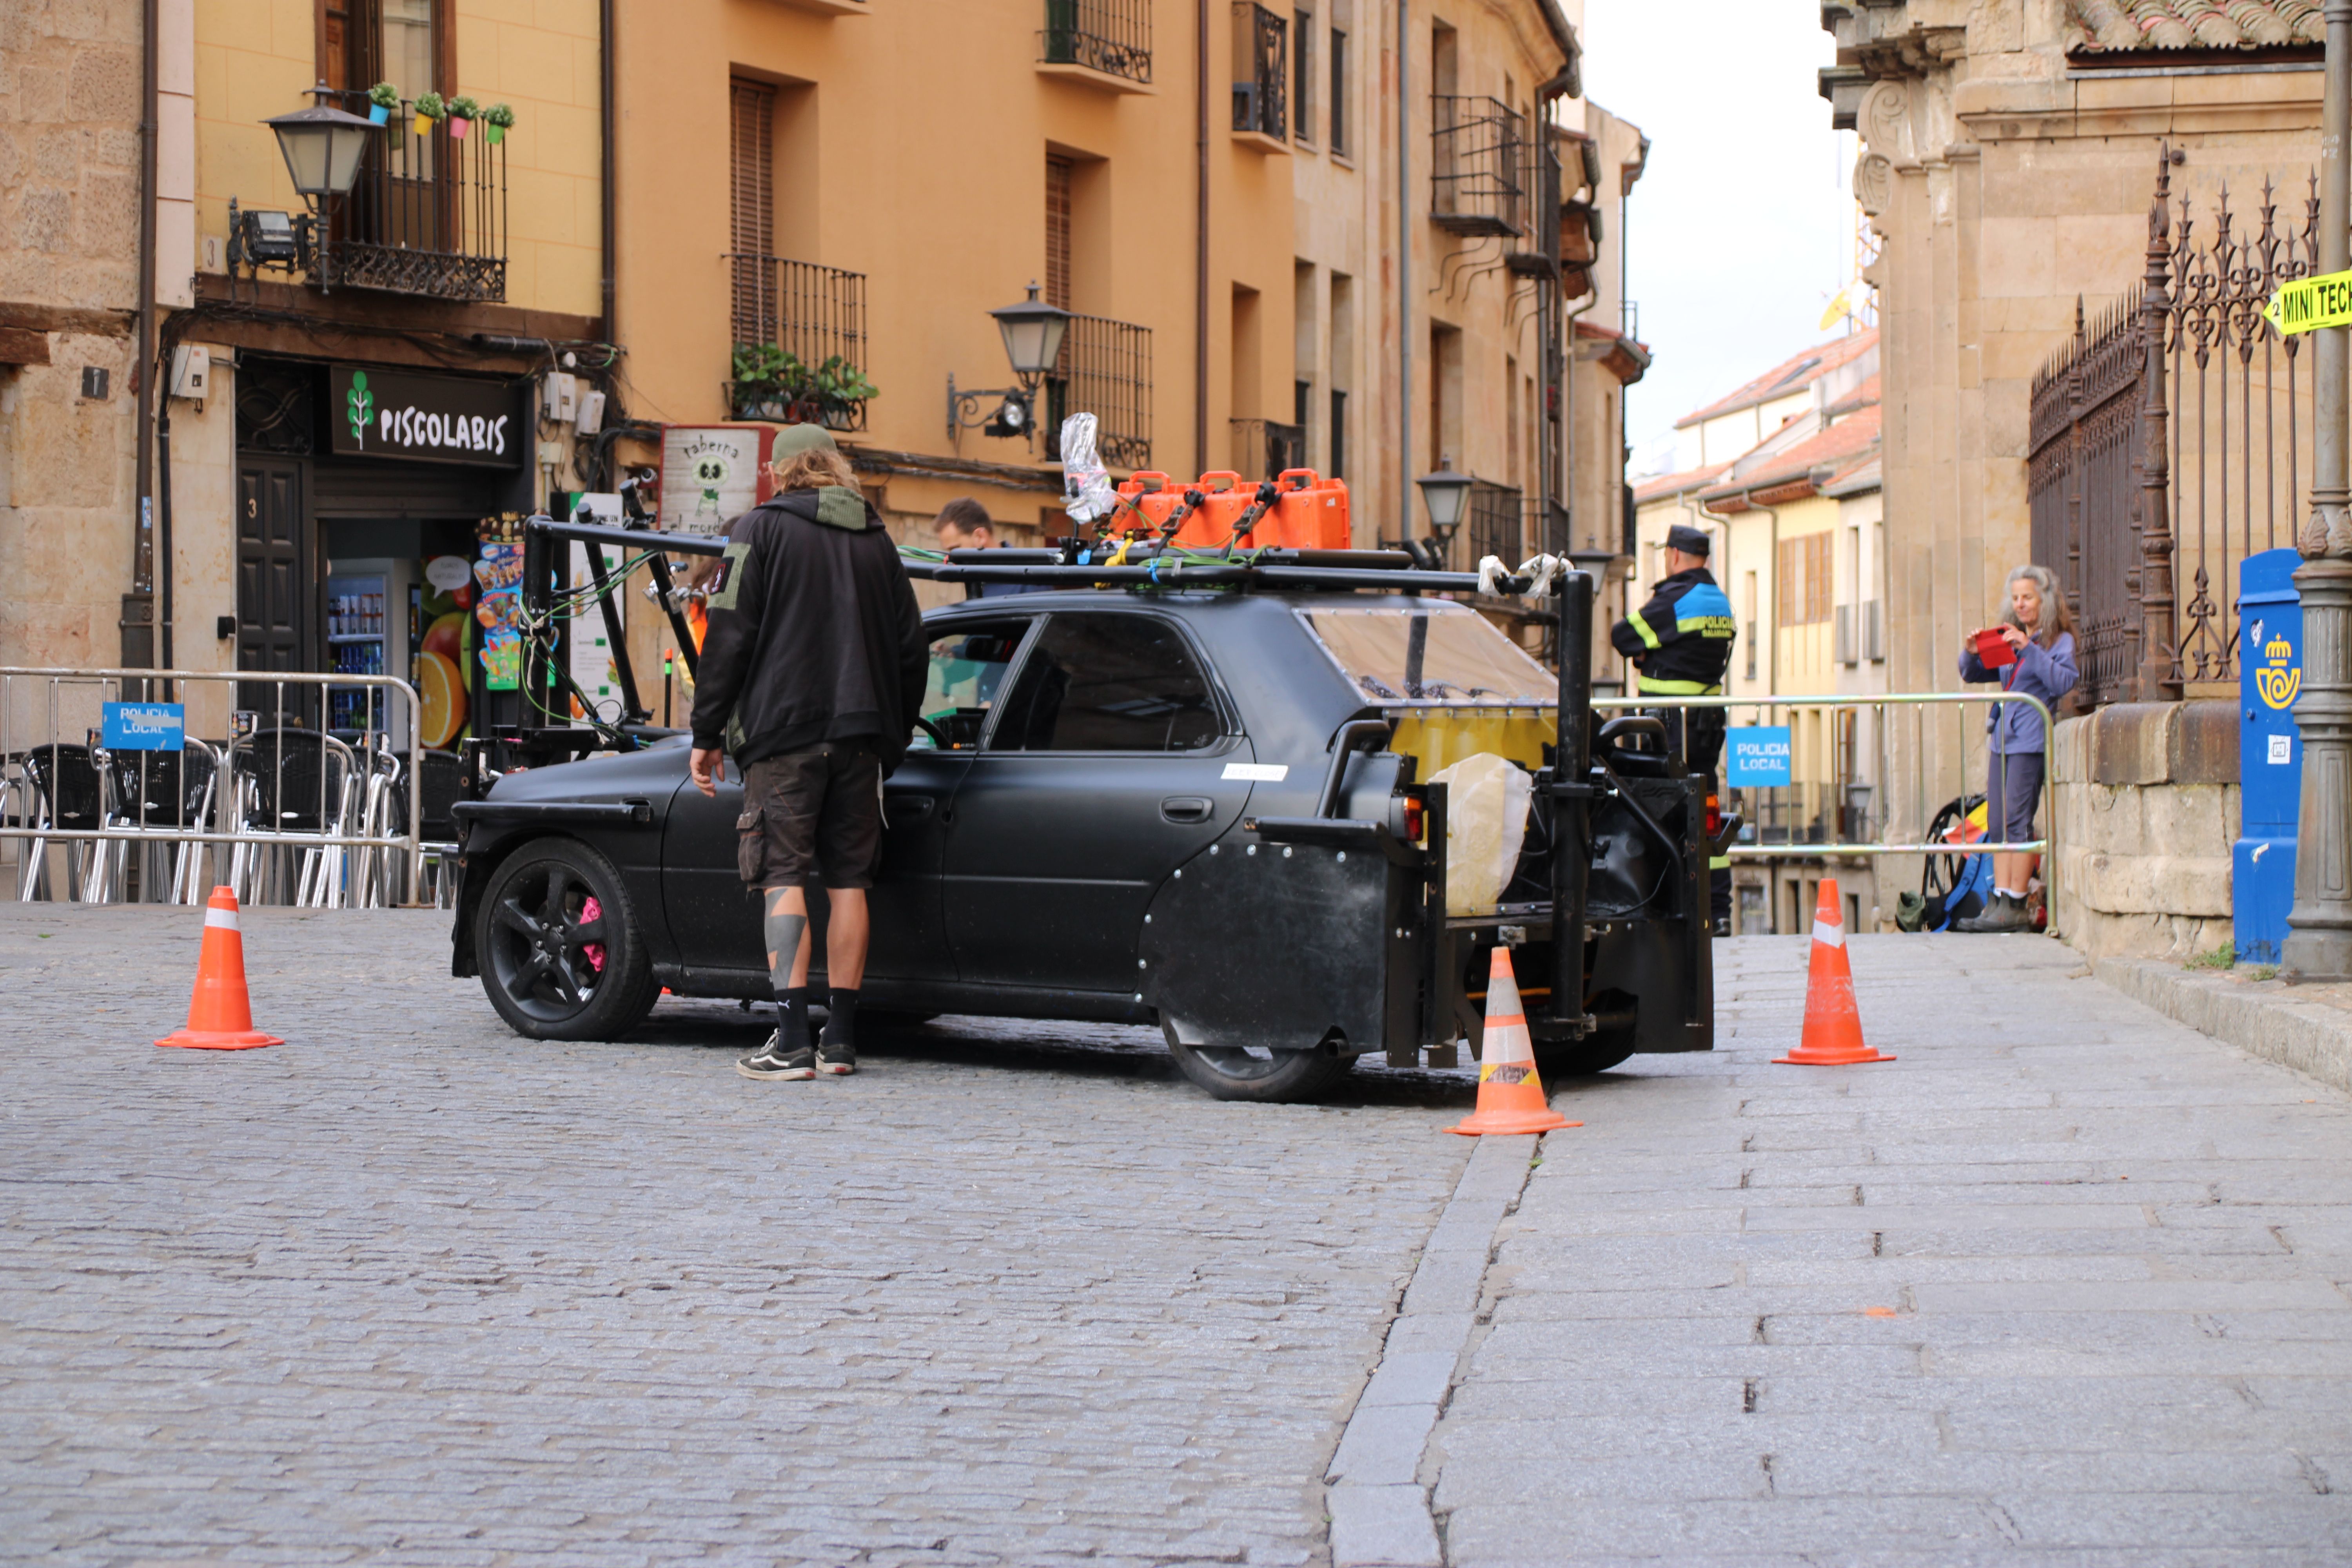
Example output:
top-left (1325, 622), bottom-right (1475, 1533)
top-left (817, 887), bottom-right (869, 1073)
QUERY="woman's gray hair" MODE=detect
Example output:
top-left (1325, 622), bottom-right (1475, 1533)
top-left (2005, 563), bottom-right (2075, 644)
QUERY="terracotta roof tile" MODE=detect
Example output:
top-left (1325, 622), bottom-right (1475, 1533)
top-left (1673, 328), bottom-right (1878, 430)
top-left (1633, 462), bottom-right (1733, 505)
top-left (2065, 0), bottom-right (2321, 54)
top-left (1701, 406), bottom-right (1883, 503)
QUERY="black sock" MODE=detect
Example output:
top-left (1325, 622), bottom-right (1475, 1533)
top-left (824, 988), bottom-right (859, 1046)
top-left (775, 987), bottom-right (811, 1051)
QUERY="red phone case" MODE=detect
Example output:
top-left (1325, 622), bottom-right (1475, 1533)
top-left (1974, 627), bottom-right (2018, 669)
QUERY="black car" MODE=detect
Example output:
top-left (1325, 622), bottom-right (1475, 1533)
top-left (451, 538), bottom-right (1715, 1102)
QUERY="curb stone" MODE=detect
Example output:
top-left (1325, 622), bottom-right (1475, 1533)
top-left (2100, 956), bottom-right (2352, 1094)
top-left (1325, 1132), bottom-right (1540, 1568)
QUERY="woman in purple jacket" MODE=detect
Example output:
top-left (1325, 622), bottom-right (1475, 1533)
top-left (1954, 563), bottom-right (2078, 933)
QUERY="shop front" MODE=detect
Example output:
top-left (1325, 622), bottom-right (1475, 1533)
top-left (232, 356), bottom-right (531, 746)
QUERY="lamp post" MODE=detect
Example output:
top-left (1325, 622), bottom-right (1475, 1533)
top-left (948, 283), bottom-right (1076, 446)
top-left (1416, 458), bottom-right (1473, 568)
top-left (2285, 0), bottom-right (2352, 980)
top-left (258, 89), bottom-right (379, 290)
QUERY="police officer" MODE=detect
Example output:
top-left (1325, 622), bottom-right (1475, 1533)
top-left (1610, 523), bottom-right (1736, 934)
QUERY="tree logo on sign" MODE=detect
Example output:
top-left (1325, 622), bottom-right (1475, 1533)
top-left (348, 371), bottom-right (373, 449)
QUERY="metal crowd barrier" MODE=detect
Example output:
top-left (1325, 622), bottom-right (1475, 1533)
top-left (0, 667), bottom-right (427, 908)
top-left (1592, 691), bottom-right (2061, 933)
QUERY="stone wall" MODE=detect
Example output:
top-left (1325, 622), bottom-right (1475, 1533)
top-left (0, 0), bottom-right (141, 686)
top-left (2051, 700), bottom-right (2238, 962)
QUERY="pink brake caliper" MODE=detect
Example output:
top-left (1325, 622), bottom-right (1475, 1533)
top-left (580, 895), bottom-right (606, 973)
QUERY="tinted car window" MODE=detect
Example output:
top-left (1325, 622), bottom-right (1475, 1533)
top-left (918, 621), bottom-right (1032, 750)
top-left (991, 613), bottom-right (1222, 752)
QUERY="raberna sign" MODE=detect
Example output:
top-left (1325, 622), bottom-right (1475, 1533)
top-left (328, 365), bottom-right (525, 468)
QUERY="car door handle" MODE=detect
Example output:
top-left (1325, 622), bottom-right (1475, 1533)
top-left (886, 793), bottom-right (936, 820)
top-left (1161, 796), bottom-right (1213, 824)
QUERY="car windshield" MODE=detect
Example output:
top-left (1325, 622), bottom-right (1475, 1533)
top-left (1297, 605), bottom-right (1555, 706)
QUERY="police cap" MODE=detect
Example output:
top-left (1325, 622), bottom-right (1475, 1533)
top-left (1665, 523), bottom-right (1711, 558)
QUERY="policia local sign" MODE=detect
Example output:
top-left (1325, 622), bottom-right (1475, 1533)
top-left (328, 366), bottom-right (525, 467)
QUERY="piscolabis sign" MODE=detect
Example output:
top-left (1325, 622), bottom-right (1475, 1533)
top-left (2263, 268), bottom-right (2352, 337)
top-left (1726, 726), bottom-right (1792, 787)
top-left (102, 701), bottom-right (184, 751)
top-left (327, 365), bottom-right (524, 467)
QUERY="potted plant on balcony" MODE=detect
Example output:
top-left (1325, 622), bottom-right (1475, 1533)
top-left (448, 96), bottom-right (479, 138)
top-left (412, 91), bottom-right (446, 138)
top-left (728, 344), bottom-right (877, 428)
top-left (811, 355), bottom-right (878, 430)
top-left (484, 103), bottom-right (515, 145)
top-left (367, 82), bottom-right (399, 125)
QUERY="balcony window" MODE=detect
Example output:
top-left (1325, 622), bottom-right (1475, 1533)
top-left (1232, 3), bottom-right (1287, 142)
top-left (1041, 0), bottom-right (1153, 87)
top-left (1466, 479), bottom-right (1523, 573)
top-left (1045, 314), bottom-right (1152, 470)
top-left (314, 87), bottom-right (506, 302)
top-left (1431, 95), bottom-right (1528, 237)
top-left (724, 257), bottom-right (871, 431)
top-left (1230, 417), bottom-right (1304, 480)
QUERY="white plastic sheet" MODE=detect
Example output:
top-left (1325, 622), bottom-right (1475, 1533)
top-left (1427, 752), bottom-right (1533, 916)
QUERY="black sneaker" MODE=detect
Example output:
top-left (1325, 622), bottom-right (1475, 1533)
top-left (736, 1030), bottom-right (816, 1081)
top-left (815, 1029), bottom-right (857, 1076)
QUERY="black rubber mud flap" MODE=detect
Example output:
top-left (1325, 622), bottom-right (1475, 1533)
top-left (1139, 836), bottom-right (1394, 1054)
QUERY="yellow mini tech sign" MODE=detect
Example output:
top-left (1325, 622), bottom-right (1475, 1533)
top-left (2258, 635), bottom-right (2301, 710)
top-left (2264, 269), bottom-right (2352, 337)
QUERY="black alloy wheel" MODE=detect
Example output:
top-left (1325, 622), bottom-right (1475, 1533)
top-left (1163, 1021), bottom-right (1357, 1103)
top-left (475, 838), bottom-right (659, 1040)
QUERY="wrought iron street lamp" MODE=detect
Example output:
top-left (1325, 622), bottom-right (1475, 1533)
top-left (230, 88), bottom-right (380, 290)
top-left (948, 282), bottom-right (1076, 447)
top-left (265, 100), bottom-right (379, 200)
top-left (1416, 458), bottom-right (1474, 564)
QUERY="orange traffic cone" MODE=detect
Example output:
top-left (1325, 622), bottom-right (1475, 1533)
top-left (1448, 947), bottom-right (1579, 1136)
top-left (156, 887), bottom-right (283, 1051)
top-left (1774, 878), bottom-right (1890, 1065)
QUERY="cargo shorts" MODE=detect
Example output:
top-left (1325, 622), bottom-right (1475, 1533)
top-left (736, 739), bottom-right (885, 891)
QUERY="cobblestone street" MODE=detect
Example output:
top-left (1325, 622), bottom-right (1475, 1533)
top-left (9, 909), bottom-right (2352, 1565)
top-left (0, 906), bottom-right (1473, 1567)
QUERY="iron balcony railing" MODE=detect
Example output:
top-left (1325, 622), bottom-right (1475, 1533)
top-left (1467, 480), bottom-right (1523, 572)
top-left (1045, 313), bottom-right (1153, 469)
top-left (1505, 135), bottom-right (1563, 278)
top-left (1229, 418), bottom-right (1304, 480)
top-left (318, 88), bottom-right (506, 303)
top-left (1041, 0), bottom-right (1152, 83)
top-left (1232, 2), bottom-right (1287, 138)
top-left (1432, 95), bottom-right (1528, 237)
top-left (723, 254), bottom-right (871, 431)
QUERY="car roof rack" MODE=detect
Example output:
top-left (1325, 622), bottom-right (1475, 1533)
top-left (526, 517), bottom-right (1549, 597)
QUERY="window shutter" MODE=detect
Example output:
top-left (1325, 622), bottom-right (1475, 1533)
top-left (1045, 156), bottom-right (1074, 310)
top-left (730, 80), bottom-right (776, 347)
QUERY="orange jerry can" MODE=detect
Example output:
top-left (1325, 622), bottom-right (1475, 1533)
top-left (1110, 471), bottom-right (1187, 535)
top-left (1259, 469), bottom-right (1351, 550)
top-left (1173, 472), bottom-right (1252, 548)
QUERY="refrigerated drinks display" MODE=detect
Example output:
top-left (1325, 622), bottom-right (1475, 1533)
top-left (325, 570), bottom-right (389, 732)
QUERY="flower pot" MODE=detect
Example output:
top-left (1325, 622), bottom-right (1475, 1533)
top-left (413, 112), bottom-right (432, 137)
top-left (486, 124), bottom-right (505, 144)
top-left (368, 103), bottom-right (389, 124)
top-left (449, 115), bottom-right (469, 139)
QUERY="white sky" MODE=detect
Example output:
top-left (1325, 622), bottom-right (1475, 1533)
top-left (1579, 0), bottom-right (1856, 470)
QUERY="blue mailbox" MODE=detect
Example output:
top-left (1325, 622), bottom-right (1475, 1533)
top-left (2236, 547), bottom-right (2303, 964)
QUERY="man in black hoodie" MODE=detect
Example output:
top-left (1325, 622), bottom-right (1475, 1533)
top-left (689, 425), bottom-right (927, 1082)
